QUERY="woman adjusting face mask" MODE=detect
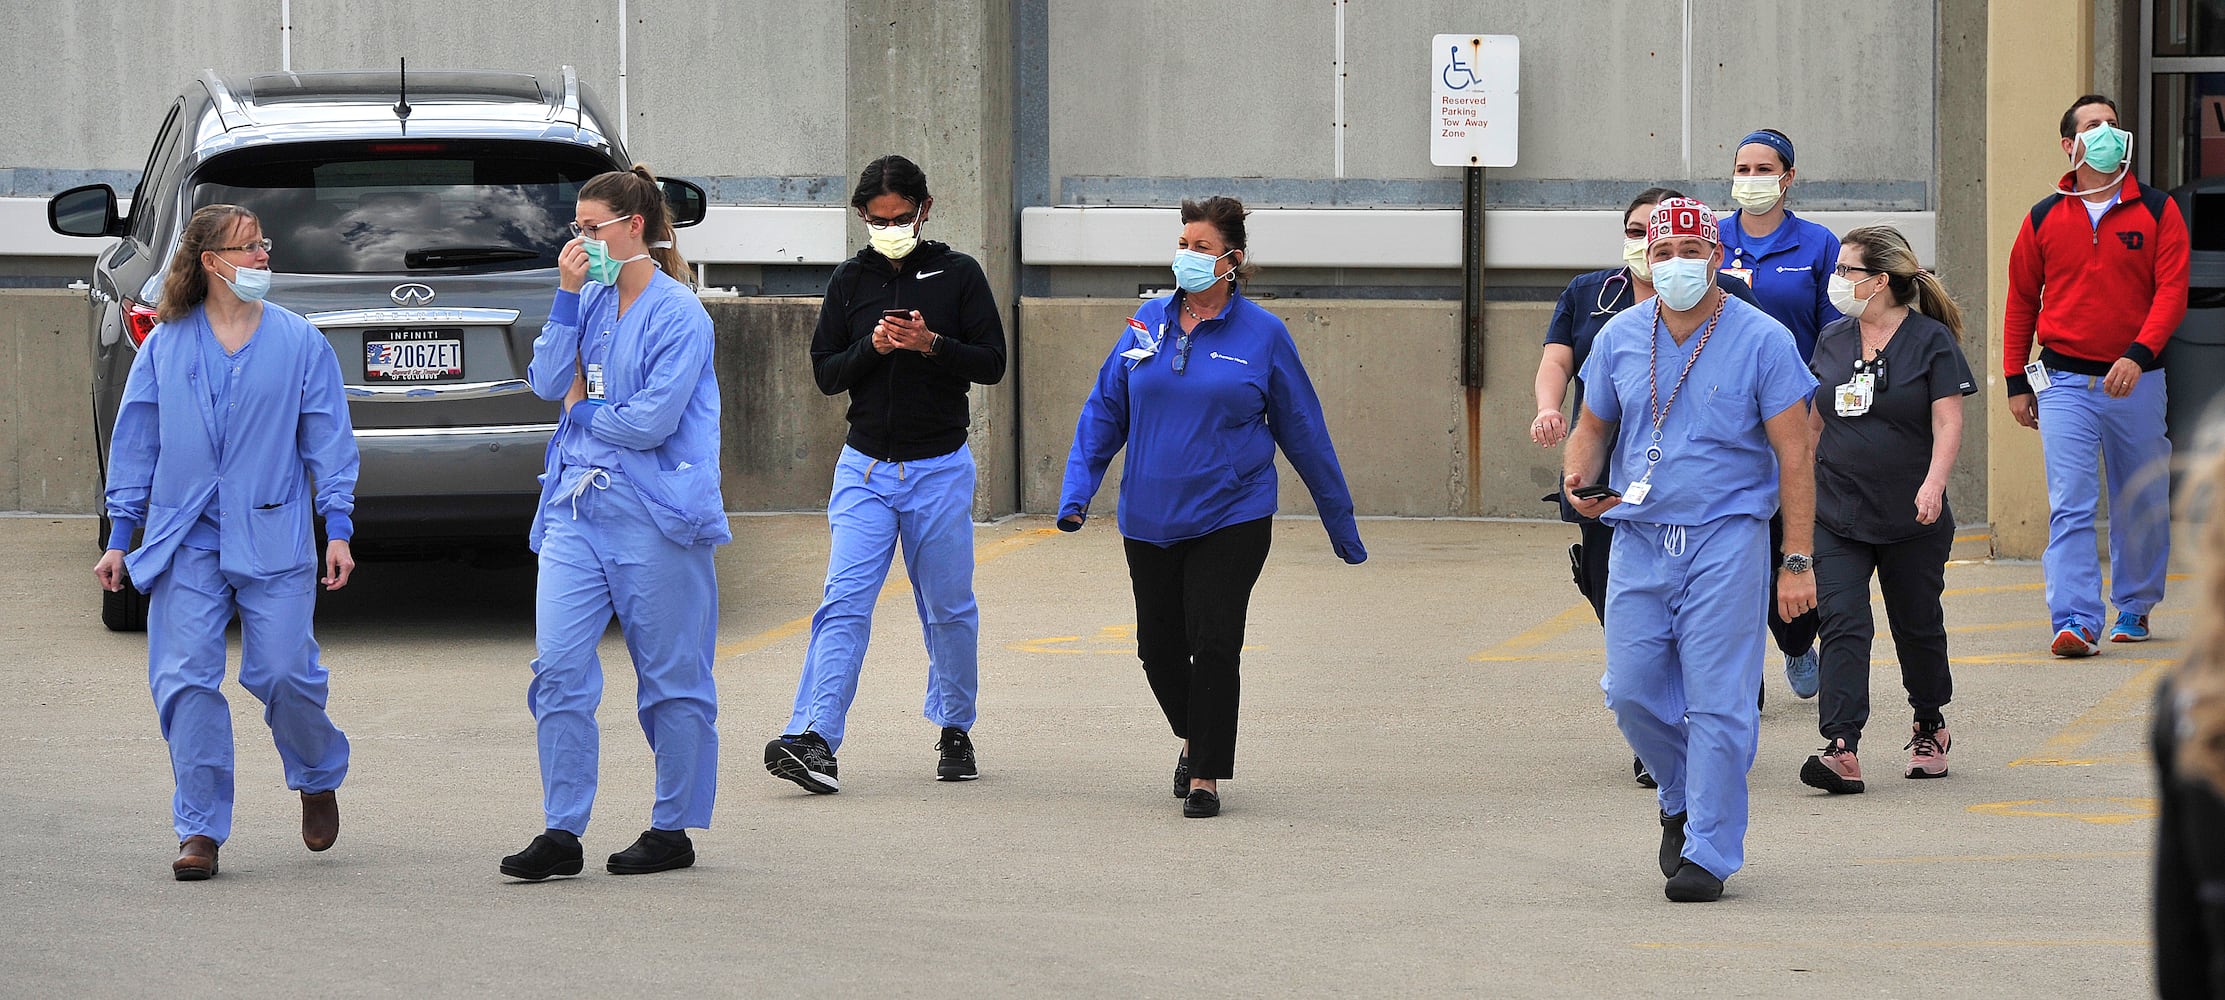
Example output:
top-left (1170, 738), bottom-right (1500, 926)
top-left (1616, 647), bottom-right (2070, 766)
top-left (572, 213), bottom-right (649, 285)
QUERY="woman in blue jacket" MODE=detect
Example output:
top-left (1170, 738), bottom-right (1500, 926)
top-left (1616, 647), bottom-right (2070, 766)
top-left (500, 166), bottom-right (728, 882)
top-left (1719, 128), bottom-right (1839, 699)
top-left (1059, 196), bottom-right (1366, 819)
top-left (95, 204), bottom-right (360, 880)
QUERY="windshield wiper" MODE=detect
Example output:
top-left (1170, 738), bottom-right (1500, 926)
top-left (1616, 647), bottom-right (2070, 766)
top-left (404, 245), bottom-right (542, 268)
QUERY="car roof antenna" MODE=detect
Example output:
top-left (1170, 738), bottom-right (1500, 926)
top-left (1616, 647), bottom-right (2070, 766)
top-left (392, 57), bottom-right (412, 129)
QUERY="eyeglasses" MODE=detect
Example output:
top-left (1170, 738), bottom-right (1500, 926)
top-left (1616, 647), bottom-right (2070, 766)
top-left (210, 238), bottom-right (273, 254)
top-left (1832, 263), bottom-right (1876, 278)
top-left (860, 211), bottom-right (920, 229)
top-left (1172, 331), bottom-right (1193, 375)
top-left (568, 215), bottom-right (638, 238)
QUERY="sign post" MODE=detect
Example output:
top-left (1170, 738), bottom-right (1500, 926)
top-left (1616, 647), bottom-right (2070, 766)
top-left (1431, 34), bottom-right (1518, 389)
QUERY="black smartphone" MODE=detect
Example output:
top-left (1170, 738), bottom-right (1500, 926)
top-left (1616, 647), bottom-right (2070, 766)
top-left (883, 308), bottom-right (914, 320)
top-left (1570, 483), bottom-right (1622, 501)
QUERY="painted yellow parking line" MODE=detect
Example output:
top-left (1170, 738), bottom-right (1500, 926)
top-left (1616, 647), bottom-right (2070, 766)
top-left (1966, 796), bottom-right (2157, 824)
top-left (715, 527), bottom-right (1058, 662)
top-left (1468, 603), bottom-right (1595, 662)
top-left (2007, 659), bottom-right (2171, 767)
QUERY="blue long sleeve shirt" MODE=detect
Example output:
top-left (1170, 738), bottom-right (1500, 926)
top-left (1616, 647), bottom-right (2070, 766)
top-left (1059, 290), bottom-right (1364, 560)
top-left (103, 302), bottom-right (358, 587)
top-left (1717, 209), bottom-right (1843, 361)
top-left (527, 271), bottom-right (729, 551)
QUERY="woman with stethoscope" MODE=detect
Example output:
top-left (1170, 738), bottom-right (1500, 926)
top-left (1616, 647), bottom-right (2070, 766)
top-left (1717, 128), bottom-right (1840, 701)
top-left (1531, 186), bottom-right (1756, 788)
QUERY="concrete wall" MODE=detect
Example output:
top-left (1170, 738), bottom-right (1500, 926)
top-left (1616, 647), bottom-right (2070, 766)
top-left (1937, 0), bottom-right (1992, 517)
top-left (707, 297), bottom-right (850, 511)
top-left (1019, 297), bottom-right (1563, 520)
top-left (0, 291), bottom-right (99, 513)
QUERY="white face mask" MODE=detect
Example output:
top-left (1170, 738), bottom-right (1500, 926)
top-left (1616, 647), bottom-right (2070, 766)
top-left (1730, 175), bottom-right (1783, 213)
top-left (1622, 237), bottom-right (1652, 281)
top-left (867, 221), bottom-right (920, 261)
top-left (1828, 272), bottom-right (1873, 320)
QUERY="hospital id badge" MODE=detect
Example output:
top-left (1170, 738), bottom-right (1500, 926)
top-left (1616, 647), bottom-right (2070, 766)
top-left (1834, 374), bottom-right (1874, 417)
top-left (1622, 480), bottom-right (1651, 506)
top-left (2023, 359), bottom-right (2050, 394)
top-left (586, 362), bottom-right (607, 400)
top-left (1721, 267), bottom-right (1754, 287)
top-left (1120, 346), bottom-right (1156, 361)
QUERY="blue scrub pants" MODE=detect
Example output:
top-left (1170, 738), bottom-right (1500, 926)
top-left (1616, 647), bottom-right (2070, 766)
top-left (2036, 368), bottom-right (2171, 634)
top-left (147, 545), bottom-right (349, 844)
top-left (787, 444), bottom-right (979, 752)
top-left (1602, 516), bottom-right (1768, 880)
top-left (531, 466), bottom-right (719, 835)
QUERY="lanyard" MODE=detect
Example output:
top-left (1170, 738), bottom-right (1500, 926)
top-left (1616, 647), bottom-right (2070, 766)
top-left (1646, 296), bottom-right (1725, 449)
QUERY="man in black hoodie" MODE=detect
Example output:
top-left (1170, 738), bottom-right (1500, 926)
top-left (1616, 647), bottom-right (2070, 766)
top-left (765, 155), bottom-right (1007, 793)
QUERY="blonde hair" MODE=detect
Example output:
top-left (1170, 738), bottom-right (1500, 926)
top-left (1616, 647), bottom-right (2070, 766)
top-left (157, 205), bottom-right (258, 323)
top-left (1840, 225), bottom-right (1963, 337)
top-left (578, 164), bottom-right (692, 287)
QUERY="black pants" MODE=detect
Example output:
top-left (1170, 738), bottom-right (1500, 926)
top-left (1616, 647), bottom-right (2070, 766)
top-left (1123, 517), bottom-right (1273, 780)
top-left (1577, 517), bottom-right (1612, 623)
top-left (1812, 519), bottom-right (1955, 752)
top-left (1768, 512), bottom-right (1821, 656)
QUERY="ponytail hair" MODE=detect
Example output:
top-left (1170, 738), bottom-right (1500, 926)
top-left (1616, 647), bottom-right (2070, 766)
top-left (158, 204), bottom-right (258, 323)
top-left (1840, 224), bottom-right (1962, 337)
top-left (578, 164), bottom-right (693, 287)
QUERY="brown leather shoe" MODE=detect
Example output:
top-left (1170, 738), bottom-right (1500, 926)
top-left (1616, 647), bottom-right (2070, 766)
top-left (173, 836), bottom-right (218, 880)
top-left (301, 790), bottom-right (339, 852)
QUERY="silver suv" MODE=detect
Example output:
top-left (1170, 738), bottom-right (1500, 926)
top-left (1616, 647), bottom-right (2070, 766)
top-left (48, 66), bottom-right (704, 629)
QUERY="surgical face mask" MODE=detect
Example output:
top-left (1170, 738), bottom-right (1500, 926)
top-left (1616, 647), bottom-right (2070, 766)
top-left (1173, 248), bottom-right (1236, 293)
top-left (1730, 175), bottom-right (1784, 213)
top-left (1827, 273), bottom-right (1872, 320)
top-left (583, 236), bottom-right (650, 285)
top-left (213, 256), bottom-right (271, 303)
top-left (1622, 237), bottom-right (1652, 281)
top-left (2074, 123), bottom-right (2131, 174)
top-left (1649, 255), bottom-right (1711, 311)
top-left (867, 220), bottom-right (921, 261)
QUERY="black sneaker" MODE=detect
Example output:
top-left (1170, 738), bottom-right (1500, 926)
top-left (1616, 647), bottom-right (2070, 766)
top-left (765, 731), bottom-right (840, 793)
top-left (1173, 753), bottom-right (1191, 799)
top-left (935, 726), bottom-right (979, 781)
top-left (607, 828), bottom-right (695, 875)
top-left (1633, 756), bottom-right (1657, 789)
top-left (1665, 860), bottom-right (1724, 902)
top-left (500, 829), bottom-right (584, 881)
top-left (1658, 811), bottom-right (1686, 878)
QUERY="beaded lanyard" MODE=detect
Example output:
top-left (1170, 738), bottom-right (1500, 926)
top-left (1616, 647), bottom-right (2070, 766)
top-left (1643, 295), bottom-right (1726, 467)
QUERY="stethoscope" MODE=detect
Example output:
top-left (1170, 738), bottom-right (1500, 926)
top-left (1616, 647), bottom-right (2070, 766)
top-left (1589, 268), bottom-right (1639, 317)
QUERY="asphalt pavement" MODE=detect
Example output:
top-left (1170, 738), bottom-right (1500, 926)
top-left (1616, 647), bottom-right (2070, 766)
top-left (0, 513), bottom-right (2168, 998)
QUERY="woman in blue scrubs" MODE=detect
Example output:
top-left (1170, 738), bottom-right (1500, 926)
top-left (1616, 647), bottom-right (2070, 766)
top-left (1059, 196), bottom-right (1366, 819)
top-left (96, 204), bottom-right (360, 880)
top-left (1719, 128), bottom-right (1838, 698)
top-left (501, 166), bottom-right (728, 881)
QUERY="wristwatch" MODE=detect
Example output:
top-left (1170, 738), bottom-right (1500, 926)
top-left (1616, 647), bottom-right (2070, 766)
top-left (1781, 553), bottom-right (1813, 575)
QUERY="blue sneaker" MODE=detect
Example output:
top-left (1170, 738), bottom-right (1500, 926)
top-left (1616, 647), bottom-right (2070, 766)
top-left (2109, 612), bottom-right (2150, 643)
top-left (1785, 648), bottom-right (1819, 699)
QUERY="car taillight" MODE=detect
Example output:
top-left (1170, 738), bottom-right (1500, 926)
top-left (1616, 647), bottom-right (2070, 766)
top-left (123, 300), bottom-right (159, 348)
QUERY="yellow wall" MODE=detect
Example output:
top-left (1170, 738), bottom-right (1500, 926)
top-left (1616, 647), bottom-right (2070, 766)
top-left (1985, 1), bottom-right (2093, 558)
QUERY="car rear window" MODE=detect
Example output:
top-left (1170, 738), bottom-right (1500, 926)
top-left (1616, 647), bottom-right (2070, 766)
top-left (191, 141), bottom-right (613, 274)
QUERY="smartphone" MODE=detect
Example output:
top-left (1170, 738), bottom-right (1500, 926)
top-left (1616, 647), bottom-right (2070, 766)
top-left (1570, 483), bottom-right (1622, 501)
top-left (883, 308), bottom-right (914, 320)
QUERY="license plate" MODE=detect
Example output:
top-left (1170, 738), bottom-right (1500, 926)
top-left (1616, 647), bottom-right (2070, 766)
top-left (364, 329), bottom-right (464, 382)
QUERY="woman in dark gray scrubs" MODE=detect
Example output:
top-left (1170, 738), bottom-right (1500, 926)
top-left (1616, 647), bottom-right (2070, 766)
top-left (1798, 226), bottom-right (1976, 795)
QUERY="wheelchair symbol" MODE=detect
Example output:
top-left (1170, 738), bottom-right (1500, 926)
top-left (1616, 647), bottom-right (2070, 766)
top-left (1442, 45), bottom-right (1481, 90)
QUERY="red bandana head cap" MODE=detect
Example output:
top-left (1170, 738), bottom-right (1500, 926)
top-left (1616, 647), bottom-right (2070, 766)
top-left (1647, 197), bottom-right (1720, 247)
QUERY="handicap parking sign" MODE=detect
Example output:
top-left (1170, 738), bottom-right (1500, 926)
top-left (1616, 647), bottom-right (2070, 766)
top-left (1431, 34), bottom-right (1519, 167)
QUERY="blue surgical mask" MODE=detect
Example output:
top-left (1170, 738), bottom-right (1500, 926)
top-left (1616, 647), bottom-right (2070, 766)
top-left (1649, 256), bottom-right (1712, 311)
top-left (215, 257), bottom-right (272, 303)
top-left (1172, 248), bottom-right (1235, 293)
top-left (583, 236), bottom-right (650, 285)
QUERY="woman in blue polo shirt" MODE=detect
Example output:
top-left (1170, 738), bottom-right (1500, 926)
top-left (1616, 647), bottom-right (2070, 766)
top-left (1720, 128), bottom-right (1839, 699)
top-left (1532, 185), bottom-right (1757, 788)
top-left (1059, 195), bottom-right (1366, 819)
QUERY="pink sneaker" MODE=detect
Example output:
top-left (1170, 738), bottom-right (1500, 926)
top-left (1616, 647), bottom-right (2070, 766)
top-left (1906, 722), bottom-right (1951, 779)
top-left (1800, 738), bottom-right (1865, 794)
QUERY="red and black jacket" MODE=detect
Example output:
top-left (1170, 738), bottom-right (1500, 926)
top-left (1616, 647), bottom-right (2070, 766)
top-left (2002, 172), bottom-right (2190, 397)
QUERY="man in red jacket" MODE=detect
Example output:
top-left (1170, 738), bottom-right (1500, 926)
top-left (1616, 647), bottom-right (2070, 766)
top-left (2003, 93), bottom-right (2188, 657)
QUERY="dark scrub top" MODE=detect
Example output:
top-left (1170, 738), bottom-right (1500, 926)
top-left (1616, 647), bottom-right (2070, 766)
top-left (1809, 311), bottom-right (1975, 544)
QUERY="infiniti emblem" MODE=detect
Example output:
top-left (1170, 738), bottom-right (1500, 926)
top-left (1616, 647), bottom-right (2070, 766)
top-left (390, 283), bottom-right (435, 306)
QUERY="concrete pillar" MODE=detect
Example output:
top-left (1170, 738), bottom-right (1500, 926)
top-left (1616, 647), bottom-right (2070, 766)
top-left (1936, 0), bottom-right (1990, 518)
top-left (1984, 1), bottom-right (2092, 558)
top-left (845, 0), bottom-right (1018, 519)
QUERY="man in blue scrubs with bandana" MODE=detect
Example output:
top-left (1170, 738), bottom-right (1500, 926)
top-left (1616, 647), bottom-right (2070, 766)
top-left (1564, 198), bottom-right (1819, 902)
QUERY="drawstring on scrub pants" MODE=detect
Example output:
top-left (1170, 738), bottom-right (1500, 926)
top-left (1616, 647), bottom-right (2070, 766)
top-left (1663, 524), bottom-right (1687, 557)
top-left (862, 459), bottom-right (907, 484)
top-left (566, 468), bottom-right (612, 519)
